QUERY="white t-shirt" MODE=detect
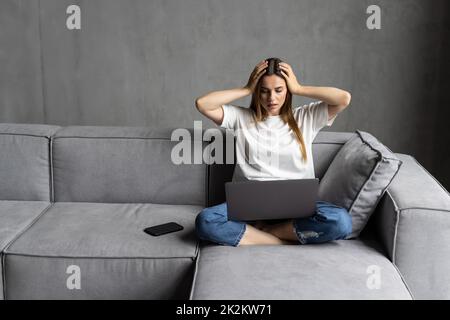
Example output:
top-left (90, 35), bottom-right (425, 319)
top-left (219, 101), bottom-right (337, 182)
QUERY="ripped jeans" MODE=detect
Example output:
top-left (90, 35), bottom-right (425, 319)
top-left (195, 201), bottom-right (352, 246)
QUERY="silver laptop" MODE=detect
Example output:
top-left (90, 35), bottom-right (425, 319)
top-left (225, 178), bottom-right (319, 221)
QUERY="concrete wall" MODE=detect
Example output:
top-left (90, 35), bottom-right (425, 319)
top-left (0, 0), bottom-right (44, 122)
top-left (0, 0), bottom-right (449, 189)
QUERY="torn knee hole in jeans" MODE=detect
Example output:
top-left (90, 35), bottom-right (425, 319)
top-left (298, 231), bottom-right (321, 239)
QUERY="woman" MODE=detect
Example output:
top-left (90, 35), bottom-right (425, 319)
top-left (195, 57), bottom-right (352, 246)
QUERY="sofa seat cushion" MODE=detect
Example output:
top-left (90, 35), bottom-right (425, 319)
top-left (0, 201), bottom-right (51, 251)
top-left (0, 200), bottom-right (51, 300)
top-left (190, 239), bottom-right (413, 300)
top-left (4, 202), bottom-right (202, 299)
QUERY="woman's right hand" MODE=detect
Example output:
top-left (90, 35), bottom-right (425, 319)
top-left (244, 60), bottom-right (268, 94)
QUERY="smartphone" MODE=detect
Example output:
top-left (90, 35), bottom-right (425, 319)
top-left (143, 222), bottom-right (183, 236)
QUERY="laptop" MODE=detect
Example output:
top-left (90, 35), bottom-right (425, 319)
top-left (225, 178), bottom-right (319, 221)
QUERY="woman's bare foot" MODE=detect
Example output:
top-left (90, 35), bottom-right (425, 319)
top-left (260, 220), bottom-right (299, 242)
top-left (238, 224), bottom-right (289, 246)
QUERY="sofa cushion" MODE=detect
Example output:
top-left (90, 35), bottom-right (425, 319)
top-left (373, 153), bottom-right (450, 299)
top-left (190, 239), bottom-right (412, 300)
top-left (312, 131), bottom-right (357, 180)
top-left (4, 202), bottom-right (202, 299)
top-left (0, 123), bottom-right (60, 201)
top-left (52, 126), bottom-right (208, 205)
top-left (318, 130), bottom-right (402, 238)
top-left (0, 200), bottom-right (51, 299)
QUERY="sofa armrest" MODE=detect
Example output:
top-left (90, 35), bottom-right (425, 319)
top-left (373, 153), bottom-right (450, 299)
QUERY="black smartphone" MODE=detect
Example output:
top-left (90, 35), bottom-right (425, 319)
top-left (143, 222), bottom-right (183, 236)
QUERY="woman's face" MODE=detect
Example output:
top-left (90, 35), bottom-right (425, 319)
top-left (259, 74), bottom-right (288, 116)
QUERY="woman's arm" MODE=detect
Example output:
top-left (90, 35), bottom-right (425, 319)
top-left (293, 86), bottom-right (351, 108)
top-left (195, 87), bottom-right (251, 126)
top-left (195, 60), bottom-right (268, 126)
top-left (294, 86), bottom-right (351, 120)
top-left (278, 62), bottom-right (351, 120)
top-left (196, 87), bottom-right (252, 111)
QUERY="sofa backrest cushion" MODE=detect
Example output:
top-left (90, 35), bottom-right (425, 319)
top-left (207, 130), bottom-right (356, 207)
top-left (0, 124), bottom-right (60, 201)
top-left (52, 126), bottom-right (208, 205)
top-left (318, 130), bottom-right (403, 239)
top-left (311, 132), bottom-right (356, 180)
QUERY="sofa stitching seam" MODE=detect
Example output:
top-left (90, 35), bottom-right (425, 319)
top-left (348, 161), bottom-right (382, 214)
top-left (386, 189), bottom-right (400, 266)
top-left (411, 155), bottom-right (450, 195)
top-left (398, 207), bottom-right (450, 213)
top-left (312, 142), bottom-right (347, 146)
top-left (1, 253), bottom-right (5, 299)
top-left (49, 137), bottom-right (54, 202)
top-left (4, 253), bottom-right (196, 259)
top-left (53, 136), bottom-right (204, 141)
top-left (349, 160), bottom-right (402, 239)
top-left (355, 130), bottom-right (383, 158)
top-left (188, 243), bottom-right (202, 300)
top-left (2, 202), bottom-right (54, 299)
top-left (0, 132), bottom-right (55, 139)
top-left (387, 190), bottom-right (418, 300)
top-left (3, 203), bottom-right (54, 255)
top-left (391, 260), bottom-right (415, 300)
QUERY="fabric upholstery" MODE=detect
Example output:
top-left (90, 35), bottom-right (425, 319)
top-left (4, 202), bottom-right (201, 299)
top-left (372, 154), bottom-right (450, 299)
top-left (0, 201), bottom-right (51, 252)
top-left (1, 124), bottom-right (447, 300)
top-left (52, 126), bottom-right (208, 205)
top-left (311, 131), bottom-right (356, 180)
top-left (0, 200), bottom-right (51, 300)
top-left (190, 239), bottom-right (412, 300)
top-left (0, 124), bottom-right (60, 201)
top-left (5, 255), bottom-right (195, 300)
top-left (318, 130), bottom-right (402, 238)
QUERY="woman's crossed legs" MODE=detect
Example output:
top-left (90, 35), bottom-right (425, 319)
top-left (195, 201), bottom-right (352, 246)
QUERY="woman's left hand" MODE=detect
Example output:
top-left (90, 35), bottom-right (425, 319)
top-left (279, 62), bottom-right (302, 94)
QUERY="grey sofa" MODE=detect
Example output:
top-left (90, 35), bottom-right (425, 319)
top-left (1, 123), bottom-right (449, 300)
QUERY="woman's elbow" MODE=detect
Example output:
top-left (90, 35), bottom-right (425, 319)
top-left (195, 98), bottom-right (204, 111)
top-left (342, 91), bottom-right (352, 107)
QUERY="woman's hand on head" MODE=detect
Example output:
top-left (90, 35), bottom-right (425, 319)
top-left (279, 62), bottom-right (302, 94)
top-left (244, 60), bottom-right (268, 94)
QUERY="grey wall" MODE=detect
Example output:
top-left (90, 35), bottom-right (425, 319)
top-left (1, 0), bottom-right (449, 189)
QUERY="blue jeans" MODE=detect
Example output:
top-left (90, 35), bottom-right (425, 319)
top-left (195, 201), bottom-right (352, 246)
